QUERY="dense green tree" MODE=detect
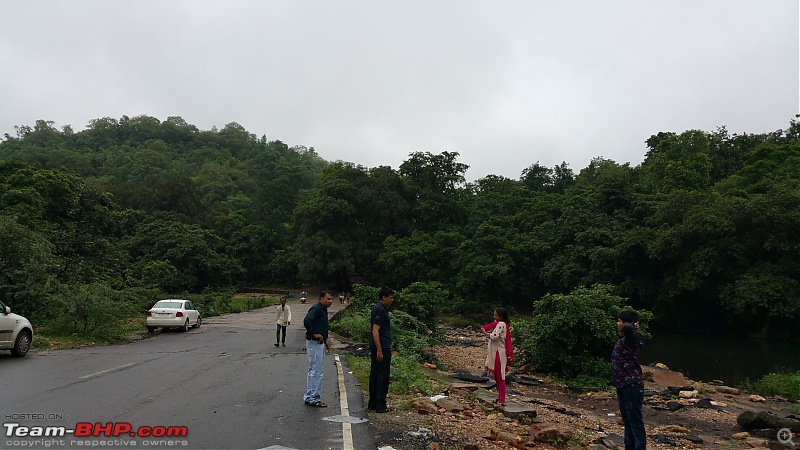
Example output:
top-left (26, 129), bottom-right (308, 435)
top-left (399, 151), bottom-right (469, 231)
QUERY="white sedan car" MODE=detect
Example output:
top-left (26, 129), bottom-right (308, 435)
top-left (146, 299), bottom-right (201, 333)
top-left (0, 300), bottom-right (33, 357)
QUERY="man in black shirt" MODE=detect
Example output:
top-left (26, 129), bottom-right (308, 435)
top-left (303, 291), bottom-right (333, 407)
top-left (368, 286), bottom-right (395, 413)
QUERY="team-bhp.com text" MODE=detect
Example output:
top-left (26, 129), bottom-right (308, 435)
top-left (4, 422), bottom-right (189, 448)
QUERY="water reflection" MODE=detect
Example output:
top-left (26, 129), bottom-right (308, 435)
top-left (639, 332), bottom-right (800, 385)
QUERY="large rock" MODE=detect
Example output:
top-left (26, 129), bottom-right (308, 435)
top-left (642, 366), bottom-right (690, 386)
top-left (679, 390), bottom-right (699, 399)
top-left (715, 385), bottom-right (741, 395)
top-left (653, 424), bottom-right (690, 434)
top-left (448, 382), bottom-right (480, 392)
top-left (411, 397), bottom-right (440, 415)
top-left (530, 426), bottom-right (573, 446)
top-left (736, 410), bottom-right (800, 431)
top-left (434, 397), bottom-right (464, 412)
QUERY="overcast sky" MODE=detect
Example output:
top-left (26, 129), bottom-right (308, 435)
top-left (1, 1), bottom-right (797, 180)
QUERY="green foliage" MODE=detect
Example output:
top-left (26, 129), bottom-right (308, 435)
top-left (747, 371), bottom-right (800, 401)
top-left (350, 283), bottom-right (379, 312)
top-left (3, 115), bottom-right (800, 345)
top-left (51, 283), bottom-right (135, 336)
top-left (514, 284), bottom-right (652, 385)
top-left (388, 353), bottom-right (435, 395)
top-left (396, 281), bottom-right (449, 328)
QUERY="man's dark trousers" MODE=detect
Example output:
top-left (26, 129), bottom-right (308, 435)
top-left (368, 349), bottom-right (391, 411)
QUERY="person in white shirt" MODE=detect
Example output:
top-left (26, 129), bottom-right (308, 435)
top-left (275, 296), bottom-right (291, 347)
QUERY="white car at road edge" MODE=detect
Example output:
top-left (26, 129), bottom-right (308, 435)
top-left (146, 299), bottom-right (201, 333)
top-left (0, 300), bottom-right (33, 357)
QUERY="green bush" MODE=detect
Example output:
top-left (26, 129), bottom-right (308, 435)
top-left (514, 284), bottom-right (651, 386)
top-left (749, 371), bottom-right (800, 400)
top-left (331, 312), bottom-right (371, 342)
top-left (333, 285), bottom-right (437, 362)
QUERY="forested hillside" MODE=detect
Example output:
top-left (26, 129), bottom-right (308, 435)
top-left (1, 115), bottom-right (798, 339)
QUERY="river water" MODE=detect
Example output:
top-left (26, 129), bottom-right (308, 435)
top-left (639, 332), bottom-right (800, 386)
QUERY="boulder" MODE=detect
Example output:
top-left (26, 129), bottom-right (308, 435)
top-left (448, 382), bottom-right (480, 392)
top-left (749, 394), bottom-right (766, 402)
top-left (736, 410), bottom-right (800, 431)
top-left (678, 390), bottom-right (699, 399)
top-left (715, 385), bottom-right (741, 395)
top-left (745, 437), bottom-right (770, 448)
top-left (493, 430), bottom-right (523, 446)
top-left (695, 398), bottom-right (724, 410)
top-left (532, 426), bottom-right (573, 445)
top-left (653, 424), bottom-right (690, 434)
top-left (667, 401), bottom-right (685, 412)
top-left (642, 366), bottom-right (689, 386)
top-left (411, 397), bottom-right (440, 415)
top-left (596, 434), bottom-right (623, 449)
top-left (731, 432), bottom-right (750, 439)
top-left (501, 402), bottom-right (537, 419)
top-left (434, 397), bottom-right (464, 412)
top-left (665, 385), bottom-right (695, 396)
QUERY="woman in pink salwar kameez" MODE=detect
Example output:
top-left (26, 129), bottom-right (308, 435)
top-left (482, 307), bottom-right (513, 406)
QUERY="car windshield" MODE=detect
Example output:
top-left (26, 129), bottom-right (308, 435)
top-left (153, 301), bottom-right (184, 309)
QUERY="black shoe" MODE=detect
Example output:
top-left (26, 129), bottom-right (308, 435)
top-left (274, 343), bottom-right (279, 347)
top-left (282, 343), bottom-right (286, 347)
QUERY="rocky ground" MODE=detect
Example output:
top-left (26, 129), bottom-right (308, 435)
top-left (362, 325), bottom-right (800, 450)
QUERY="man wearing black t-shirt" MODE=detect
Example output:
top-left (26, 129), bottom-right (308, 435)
top-left (368, 286), bottom-right (394, 413)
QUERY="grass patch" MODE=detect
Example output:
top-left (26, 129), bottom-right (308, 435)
top-left (343, 353), bottom-right (435, 397)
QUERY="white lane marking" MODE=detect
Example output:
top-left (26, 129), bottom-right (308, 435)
top-left (80, 363), bottom-right (136, 380)
top-left (335, 354), bottom-right (354, 450)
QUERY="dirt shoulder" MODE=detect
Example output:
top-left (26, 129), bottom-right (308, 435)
top-left (361, 325), bottom-right (799, 450)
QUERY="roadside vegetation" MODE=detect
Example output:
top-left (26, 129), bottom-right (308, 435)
top-left (32, 290), bottom-right (278, 350)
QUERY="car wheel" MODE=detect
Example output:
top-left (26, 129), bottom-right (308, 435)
top-left (193, 316), bottom-right (202, 328)
top-left (182, 319), bottom-right (190, 332)
top-left (11, 329), bottom-right (32, 357)
top-left (147, 326), bottom-right (156, 334)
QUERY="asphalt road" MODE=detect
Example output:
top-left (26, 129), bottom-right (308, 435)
top-left (0, 299), bottom-right (375, 450)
